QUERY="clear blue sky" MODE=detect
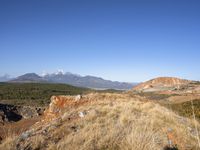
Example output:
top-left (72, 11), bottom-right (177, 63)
top-left (0, 0), bottom-right (200, 82)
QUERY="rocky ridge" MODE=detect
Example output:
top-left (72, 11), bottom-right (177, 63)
top-left (0, 104), bottom-right (44, 123)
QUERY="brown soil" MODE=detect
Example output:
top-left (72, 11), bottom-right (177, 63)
top-left (0, 117), bottom-right (41, 141)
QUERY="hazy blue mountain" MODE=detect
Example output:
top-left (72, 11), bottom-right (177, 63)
top-left (43, 72), bottom-right (136, 90)
top-left (10, 73), bottom-right (47, 83)
top-left (8, 72), bottom-right (136, 90)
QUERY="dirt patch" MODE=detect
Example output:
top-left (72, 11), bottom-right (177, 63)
top-left (0, 116), bottom-right (41, 141)
top-left (167, 94), bottom-right (200, 103)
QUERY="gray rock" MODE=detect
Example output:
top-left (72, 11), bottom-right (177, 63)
top-left (18, 106), bottom-right (45, 119)
top-left (79, 111), bottom-right (86, 118)
top-left (19, 131), bottom-right (32, 141)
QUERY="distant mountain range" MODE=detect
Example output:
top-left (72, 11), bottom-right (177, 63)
top-left (2, 72), bottom-right (136, 90)
top-left (10, 73), bottom-right (47, 83)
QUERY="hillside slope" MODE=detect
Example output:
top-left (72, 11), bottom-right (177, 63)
top-left (1, 93), bottom-right (199, 150)
top-left (133, 77), bottom-right (190, 92)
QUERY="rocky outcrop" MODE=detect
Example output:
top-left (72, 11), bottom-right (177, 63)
top-left (0, 104), bottom-right (22, 122)
top-left (133, 77), bottom-right (190, 92)
top-left (44, 95), bottom-right (85, 121)
top-left (18, 106), bottom-right (44, 119)
top-left (0, 104), bottom-right (44, 122)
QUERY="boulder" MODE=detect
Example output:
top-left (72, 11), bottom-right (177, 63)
top-left (18, 106), bottom-right (45, 119)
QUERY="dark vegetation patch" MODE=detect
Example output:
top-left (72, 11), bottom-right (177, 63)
top-left (163, 145), bottom-right (179, 150)
top-left (189, 81), bottom-right (200, 85)
top-left (0, 83), bottom-right (121, 106)
top-left (137, 92), bottom-right (177, 100)
top-left (164, 99), bottom-right (200, 121)
top-left (95, 89), bottom-right (123, 93)
top-left (0, 82), bottom-right (90, 106)
top-left (136, 92), bottom-right (200, 121)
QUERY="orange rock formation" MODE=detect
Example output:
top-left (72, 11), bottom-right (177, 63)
top-left (43, 95), bottom-right (85, 121)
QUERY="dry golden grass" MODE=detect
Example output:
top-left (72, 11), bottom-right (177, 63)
top-left (1, 93), bottom-right (199, 150)
top-left (0, 137), bottom-right (16, 150)
top-left (0, 130), bottom-right (16, 150)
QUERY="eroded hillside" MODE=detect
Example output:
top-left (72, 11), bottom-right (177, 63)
top-left (133, 77), bottom-right (190, 92)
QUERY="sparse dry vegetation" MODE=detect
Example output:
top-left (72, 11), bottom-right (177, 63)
top-left (1, 93), bottom-right (199, 150)
top-left (0, 128), bottom-right (17, 150)
top-left (166, 99), bottom-right (200, 121)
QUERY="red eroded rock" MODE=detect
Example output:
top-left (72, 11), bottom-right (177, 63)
top-left (43, 95), bottom-right (85, 121)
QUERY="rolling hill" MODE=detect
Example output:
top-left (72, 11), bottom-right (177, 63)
top-left (133, 77), bottom-right (190, 92)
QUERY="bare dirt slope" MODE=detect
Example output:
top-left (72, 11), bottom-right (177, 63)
top-left (133, 77), bottom-right (190, 92)
top-left (0, 117), bottom-right (40, 140)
